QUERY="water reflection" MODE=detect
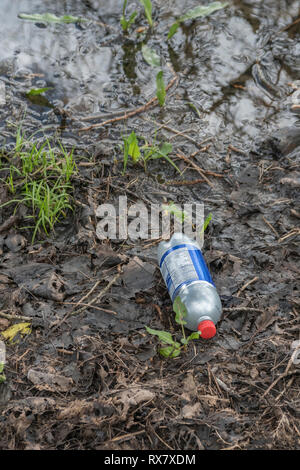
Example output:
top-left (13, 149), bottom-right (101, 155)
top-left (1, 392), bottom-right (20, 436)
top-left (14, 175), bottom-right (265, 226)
top-left (0, 0), bottom-right (298, 149)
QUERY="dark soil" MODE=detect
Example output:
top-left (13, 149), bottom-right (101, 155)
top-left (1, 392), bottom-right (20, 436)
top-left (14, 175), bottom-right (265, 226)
top-left (0, 0), bottom-right (299, 450)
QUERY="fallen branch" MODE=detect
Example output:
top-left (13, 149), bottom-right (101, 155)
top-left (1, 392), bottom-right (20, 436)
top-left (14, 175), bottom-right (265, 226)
top-left (0, 311), bottom-right (32, 322)
top-left (237, 276), bottom-right (258, 297)
top-left (223, 307), bottom-right (265, 314)
top-left (72, 272), bottom-right (121, 315)
top-left (78, 74), bottom-right (178, 132)
top-left (176, 152), bottom-right (213, 187)
top-left (61, 301), bottom-right (117, 315)
top-left (261, 341), bottom-right (300, 400)
top-left (279, 16), bottom-right (300, 32)
top-left (165, 178), bottom-right (205, 186)
top-left (142, 117), bottom-right (203, 148)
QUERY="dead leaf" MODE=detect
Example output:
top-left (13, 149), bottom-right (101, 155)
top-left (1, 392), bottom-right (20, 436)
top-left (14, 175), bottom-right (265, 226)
top-left (181, 402), bottom-right (202, 419)
top-left (27, 369), bottom-right (73, 392)
top-left (250, 368), bottom-right (259, 380)
top-left (182, 371), bottom-right (198, 399)
top-left (115, 387), bottom-right (155, 416)
top-left (1, 322), bottom-right (31, 343)
top-left (255, 305), bottom-right (278, 330)
top-left (0, 318), bottom-right (10, 330)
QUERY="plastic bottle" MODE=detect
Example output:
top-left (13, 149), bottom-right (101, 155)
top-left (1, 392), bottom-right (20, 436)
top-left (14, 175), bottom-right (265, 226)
top-left (158, 233), bottom-right (222, 339)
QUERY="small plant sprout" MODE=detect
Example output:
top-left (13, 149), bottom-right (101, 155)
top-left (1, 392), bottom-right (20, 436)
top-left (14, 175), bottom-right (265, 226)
top-left (139, 0), bottom-right (153, 27)
top-left (156, 71), bottom-right (166, 106)
top-left (146, 298), bottom-right (200, 358)
top-left (122, 131), bottom-right (181, 174)
top-left (201, 212), bottom-right (212, 233)
top-left (122, 131), bottom-right (141, 174)
top-left (161, 201), bottom-right (187, 224)
top-left (120, 0), bottom-right (137, 32)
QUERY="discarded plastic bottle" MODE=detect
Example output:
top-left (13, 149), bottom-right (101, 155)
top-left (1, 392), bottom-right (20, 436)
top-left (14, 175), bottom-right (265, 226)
top-left (158, 233), bottom-right (222, 339)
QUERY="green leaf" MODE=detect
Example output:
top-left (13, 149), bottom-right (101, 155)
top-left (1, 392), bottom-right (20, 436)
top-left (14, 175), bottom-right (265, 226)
top-left (160, 154), bottom-right (182, 174)
top-left (168, 2), bottom-right (228, 40)
top-left (128, 11), bottom-right (138, 27)
top-left (159, 142), bottom-right (172, 156)
top-left (173, 297), bottom-right (188, 325)
top-left (200, 212), bottom-right (212, 233)
top-left (159, 346), bottom-right (181, 358)
top-left (149, 142), bottom-right (172, 160)
top-left (120, 17), bottom-right (128, 30)
top-left (26, 87), bottom-right (52, 96)
top-left (142, 45), bottom-right (160, 67)
top-left (121, 11), bottom-right (137, 31)
top-left (187, 102), bottom-right (202, 119)
top-left (139, 0), bottom-right (153, 27)
top-left (122, 0), bottom-right (128, 16)
top-left (18, 13), bottom-right (86, 24)
top-left (156, 71), bottom-right (166, 107)
top-left (162, 201), bottom-right (186, 223)
top-left (167, 22), bottom-right (180, 40)
top-left (179, 2), bottom-right (228, 22)
top-left (127, 131), bottom-right (141, 163)
top-left (145, 327), bottom-right (177, 346)
top-left (122, 132), bottom-right (141, 172)
top-left (187, 332), bottom-right (200, 341)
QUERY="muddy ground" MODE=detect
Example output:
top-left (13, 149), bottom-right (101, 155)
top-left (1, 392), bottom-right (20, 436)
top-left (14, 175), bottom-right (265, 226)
top-left (0, 0), bottom-right (299, 450)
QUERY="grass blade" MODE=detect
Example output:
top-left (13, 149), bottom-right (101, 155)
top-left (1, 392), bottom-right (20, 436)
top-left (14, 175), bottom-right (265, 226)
top-left (200, 212), bottom-right (212, 233)
top-left (156, 70), bottom-right (166, 107)
top-left (179, 2), bottom-right (228, 22)
top-left (167, 22), bottom-right (179, 40)
top-left (18, 13), bottom-right (86, 24)
top-left (26, 87), bottom-right (52, 96)
top-left (168, 2), bottom-right (228, 40)
top-left (139, 0), bottom-right (153, 27)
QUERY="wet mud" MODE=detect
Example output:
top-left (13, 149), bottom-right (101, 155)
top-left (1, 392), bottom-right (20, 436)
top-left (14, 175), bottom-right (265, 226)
top-left (0, 0), bottom-right (299, 450)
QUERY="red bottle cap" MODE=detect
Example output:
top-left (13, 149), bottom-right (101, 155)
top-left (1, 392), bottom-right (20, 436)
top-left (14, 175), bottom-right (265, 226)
top-left (198, 320), bottom-right (216, 339)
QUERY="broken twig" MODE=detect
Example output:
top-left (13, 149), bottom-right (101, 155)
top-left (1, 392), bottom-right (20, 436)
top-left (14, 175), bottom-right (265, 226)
top-left (79, 74), bottom-right (178, 132)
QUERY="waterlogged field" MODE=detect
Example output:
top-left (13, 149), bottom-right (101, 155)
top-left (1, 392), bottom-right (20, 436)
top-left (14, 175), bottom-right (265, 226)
top-left (0, 0), bottom-right (299, 450)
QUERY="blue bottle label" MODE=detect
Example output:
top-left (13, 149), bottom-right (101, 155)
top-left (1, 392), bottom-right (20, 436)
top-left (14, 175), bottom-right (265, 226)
top-left (159, 243), bottom-right (215, 301)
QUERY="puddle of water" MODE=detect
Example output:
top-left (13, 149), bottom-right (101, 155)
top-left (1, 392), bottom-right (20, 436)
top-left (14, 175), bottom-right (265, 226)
top-left (0, 0), bottom-right (299, 155)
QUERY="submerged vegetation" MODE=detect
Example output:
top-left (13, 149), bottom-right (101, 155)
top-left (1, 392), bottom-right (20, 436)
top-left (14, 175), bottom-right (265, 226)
top-left (11, 1), bottom-right (229, 241)
top-left (18, 13), bottom-right (87, 24)
top-left (11, 1), bottom-right (229, 242)
top-left (167, 2), bottom-right (228, 39)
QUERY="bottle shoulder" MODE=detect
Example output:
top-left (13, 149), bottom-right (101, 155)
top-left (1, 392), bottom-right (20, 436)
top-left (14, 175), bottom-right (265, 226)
top-left (158, 233), bottom-right (200, 262)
